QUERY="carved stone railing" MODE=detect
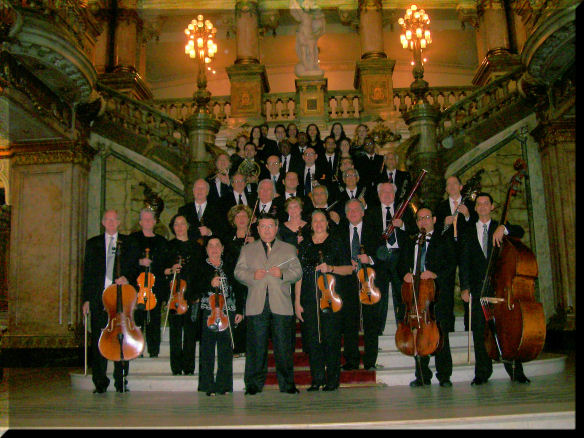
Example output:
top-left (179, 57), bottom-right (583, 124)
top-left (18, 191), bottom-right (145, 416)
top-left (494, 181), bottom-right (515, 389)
top-left (265, 92), bottom-right (296, 121)
top-left (96, 83), bottom-right (188, 167)
top-left (394, 86), bottom-right (476, 114)
top-left (436, 68), bottom-right (524, 145)
top-left (151, 97), bottom-right (231, 123)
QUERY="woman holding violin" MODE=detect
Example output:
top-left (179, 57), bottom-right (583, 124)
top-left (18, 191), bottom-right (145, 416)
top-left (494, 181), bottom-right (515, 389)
top-left (295, 210), bottom-right (353, 391)
top-left (197, 236), bottom-right (244, 396)
top-left (129, 208), bottom-right (168, 358)
top-left (163, 214), bottom-right (202, 376)
top-left (277, 197), bottom-right (308, 247)
top-left (397, 206), bottom-right (456, 387)
top-left (224, 204), bottom-right (255, 356)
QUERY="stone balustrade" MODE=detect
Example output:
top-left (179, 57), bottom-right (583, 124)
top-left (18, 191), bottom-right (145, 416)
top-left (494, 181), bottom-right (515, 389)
top-left (437, 68), bottom-right (523, 145)
top-left (97, 83), bottom-right (188, 155)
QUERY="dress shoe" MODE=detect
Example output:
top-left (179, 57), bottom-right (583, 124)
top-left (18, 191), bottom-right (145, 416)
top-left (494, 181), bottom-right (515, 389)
top-left (283, 386), bottom-right (300, 394)
top-left (409, 379), bottom-right (429, 387)
top-left (364, 365), bottom-right (376, 371)
top-left (471, 377), bottom-right (487, 386)
top-left (322, 385), bottom-right (338, 391)
top-left (245, 386), bottom-right (259, 395)
top-left (342, 363), bottom-right (358, 371)
top-left (513, 374), bottom-right (531, 384)
top-left (206, 391), bottom-right (216, 397)
top-left (115, 386), bottom-right (129, 393)
top-left (439, 380), bottom-right (453, 387)
top-left (307, 384), bottom-right (322, 392)
top-left (93, 387), bottom-right (107, 394)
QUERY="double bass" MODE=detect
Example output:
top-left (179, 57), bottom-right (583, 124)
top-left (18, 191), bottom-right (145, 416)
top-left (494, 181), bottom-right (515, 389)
top-left (479, 159), bottom-right (546, 363)
top-left (395, 229), bottom-right (441, 358)
top-left (98, 239), bottom-right (145, 365)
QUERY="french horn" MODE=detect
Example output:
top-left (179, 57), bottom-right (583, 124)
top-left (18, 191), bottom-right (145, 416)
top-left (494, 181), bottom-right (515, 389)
top-left (237, 158), bottom-right (261, 178)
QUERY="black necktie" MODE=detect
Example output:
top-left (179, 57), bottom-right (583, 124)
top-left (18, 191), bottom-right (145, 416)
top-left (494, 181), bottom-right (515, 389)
top-left (386, 206), bottom-right (396, 245)
top-left (351, 226), bottom-right (360, 261)
top-left (282, 156), bottom-right (287, 171)
top-left (238, 194), bottom-right (243, 205)
top-left (419, 238), bottom-right (427, 272)
top-left (305, 169), bottom-right (312, 194)
top-left (388, 172), bottom-right (393, 184)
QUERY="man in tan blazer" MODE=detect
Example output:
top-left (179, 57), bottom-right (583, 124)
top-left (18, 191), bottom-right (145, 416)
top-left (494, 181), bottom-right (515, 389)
top-left (235, 213), bottom-right (302, 394)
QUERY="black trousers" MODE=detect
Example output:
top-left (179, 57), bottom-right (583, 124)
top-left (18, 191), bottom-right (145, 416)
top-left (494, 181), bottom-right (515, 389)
top-left (361, 301), bottom-right (381, 368)
top-left (90, 308), bottom-right (129, 390)
top-left (244, 296), bottom-right (295, 392)
top-left (300, 299), bottom-right (342, 387)
top-left (414, 330), bottom-right (453, 383)
top-left (339, 279), bottom-right (360, 368)
top-left (198, 310), bottom-right (234, 393)
top-left (377, 250), bottom-right (404, 334)
top-left (168, 303), bottom-right (197, 375)
top-left (134, 303), bottom-right (162, 357)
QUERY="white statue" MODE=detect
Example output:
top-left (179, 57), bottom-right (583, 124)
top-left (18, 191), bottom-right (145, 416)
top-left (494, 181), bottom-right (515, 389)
top-left (290, 0), bottom-right (325, 77)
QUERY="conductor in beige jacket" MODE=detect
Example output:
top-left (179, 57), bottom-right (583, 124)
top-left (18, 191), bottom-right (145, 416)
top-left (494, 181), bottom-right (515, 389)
top-left (235, 213), bottom-right (303, 394)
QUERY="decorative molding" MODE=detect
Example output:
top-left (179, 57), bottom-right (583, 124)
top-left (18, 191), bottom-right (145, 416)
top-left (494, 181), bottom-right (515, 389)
top-left (9, 140), bottom-right (97, 170)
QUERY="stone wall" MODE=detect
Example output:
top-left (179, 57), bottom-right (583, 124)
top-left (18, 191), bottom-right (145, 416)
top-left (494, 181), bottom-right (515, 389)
top-left (104, 155), bottom-right (185, 239)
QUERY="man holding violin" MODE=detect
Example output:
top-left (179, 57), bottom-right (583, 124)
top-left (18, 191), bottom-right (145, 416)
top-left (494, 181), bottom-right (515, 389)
top-left (82, 209), bottom-right (138, 393)
top-left (398, 206), bottom-right (456, 387)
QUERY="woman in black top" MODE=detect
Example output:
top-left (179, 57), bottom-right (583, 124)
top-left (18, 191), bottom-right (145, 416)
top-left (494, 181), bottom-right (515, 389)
top-left (277, 197), bottom-right (308, 247)
top-left (224, 204), bottom-right (255, 355)
top-left (196, 236), bottom-right (244, 396)
top-left (294, 210), bottom-right (353, 391)
top-left (163, 214), bottom-right (202, 375)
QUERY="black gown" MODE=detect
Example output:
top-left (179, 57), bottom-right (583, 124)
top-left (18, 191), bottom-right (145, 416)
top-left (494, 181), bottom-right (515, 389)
top-left (297, 234), bottom-right (351, 388)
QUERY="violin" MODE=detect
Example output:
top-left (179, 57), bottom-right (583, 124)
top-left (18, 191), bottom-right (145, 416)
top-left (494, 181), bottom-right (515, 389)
top-left (136, 248), bottom-right (157, 311)
top-left (207, 270), bottom-right (230, 332)
top-left (395, 229), bottom-right (441, 357)
top-left (479, 159), bottom-right (545, 363)
top-left (357, 245), bottom-right (381, 305)
top-left (98, 239), bottom-right (145, 363)
top-left (316, 250), bottom-right (342, 313)
top-left (168, 256), bottom-right (188, 315)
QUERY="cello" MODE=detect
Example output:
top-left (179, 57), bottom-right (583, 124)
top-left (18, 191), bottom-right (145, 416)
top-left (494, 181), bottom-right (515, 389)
top-left (98, 239), bottom-right (145, 364)
top-left (136, 248), bottom-right (157, 311)
top-left (395, 229), bottom-right (442, 358)
top-left (479, 159), bottom-right (546, 363)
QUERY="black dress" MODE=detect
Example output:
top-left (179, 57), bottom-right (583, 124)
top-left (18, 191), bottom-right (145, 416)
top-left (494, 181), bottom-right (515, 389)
top-left (128, 231), bottom-right (168, 358)
top-left (224, 231), bottom-right (249, 355)
top-left (164, 238), bottom-right (201, 375)
top-left (196, 259), bottom-right (244, 394)
top-left (297, 234), bottom-right (351, 388)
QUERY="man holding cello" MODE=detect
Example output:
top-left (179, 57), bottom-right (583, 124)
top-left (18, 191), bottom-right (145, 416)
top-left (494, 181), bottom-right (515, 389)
top-left (398, 206), bottom-right (456, 387)
top-left (82, 209), bottom-right (139, 393)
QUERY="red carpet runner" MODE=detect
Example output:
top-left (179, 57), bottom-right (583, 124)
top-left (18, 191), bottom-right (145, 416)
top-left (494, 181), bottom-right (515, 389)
top-left (265, 322), bottom-right (376, 387)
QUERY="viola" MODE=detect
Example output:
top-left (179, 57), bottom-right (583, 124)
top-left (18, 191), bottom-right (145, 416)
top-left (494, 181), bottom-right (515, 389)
top-left (136, 248), bottom-right (157, 311)
top-left (357, 245), bottom-right (381, 305)
top-left (316, 250), bottom-right (342, 313)
top-left (479, 159), bottom-right (546, 362)
top-left (98, 239), bottom-right (145, 363)
top-left (168, 256), bottom-right (188, 315)
top-left (207, 270), bottom-right (230, 332)
top-left (395, 229), bottom-right (441, 357)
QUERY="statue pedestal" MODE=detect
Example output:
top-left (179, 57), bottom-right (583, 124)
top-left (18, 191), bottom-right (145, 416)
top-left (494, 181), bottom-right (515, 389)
top-left (354, 58), bottom-right (396, 121)
top-left (294, 76), bottom-right (328, 130)
top-left (226, 64), bottom-right (270, 127)
top-left (183, 112), bottom-right (221, 202)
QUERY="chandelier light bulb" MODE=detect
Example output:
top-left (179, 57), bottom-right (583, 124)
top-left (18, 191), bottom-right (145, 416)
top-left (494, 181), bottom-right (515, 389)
top-left (411, 4), bottom-right (417, 11)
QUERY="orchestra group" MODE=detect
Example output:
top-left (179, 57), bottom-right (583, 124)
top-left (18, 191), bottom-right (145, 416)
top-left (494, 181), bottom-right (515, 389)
top-left (82, 121), bottom-right (533, 396)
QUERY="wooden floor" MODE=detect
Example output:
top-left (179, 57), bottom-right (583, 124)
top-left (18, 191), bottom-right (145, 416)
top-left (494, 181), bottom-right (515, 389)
top-left (0, 352), bottom-right (575, 430)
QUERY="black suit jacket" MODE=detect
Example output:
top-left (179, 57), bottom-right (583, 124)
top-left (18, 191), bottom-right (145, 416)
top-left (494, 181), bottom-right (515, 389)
top-left (298, 163), bottom-right (330, 197)
top-left (434, 197), bottom-right (477, 242)
top-left (397, 230), bottom-right (457, 331)
top-left (82, 233), bottom-right (138, 311)
top-left (206, 175), bottom-right (231, 207)
top-left (279, 153), bottom-right (304, 180)
top-left (458, 220), bottom-right (524, 329)
top-left (177, 201), bottom-right (223, 243)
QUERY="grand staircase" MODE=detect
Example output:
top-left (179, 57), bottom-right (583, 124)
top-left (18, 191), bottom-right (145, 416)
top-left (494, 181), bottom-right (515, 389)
top-left (69, 301), bottom-right (566, 392)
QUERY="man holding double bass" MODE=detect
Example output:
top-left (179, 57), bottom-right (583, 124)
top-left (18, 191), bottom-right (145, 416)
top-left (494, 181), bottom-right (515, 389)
top-left (459, 192), bottom-right (530, 385)
top-left (82, 209), bottom-right (138, 393)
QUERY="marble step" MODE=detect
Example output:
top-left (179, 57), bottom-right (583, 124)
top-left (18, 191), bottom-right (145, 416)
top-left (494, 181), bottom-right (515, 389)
top-left (69, 353), bottom-right (567, 392)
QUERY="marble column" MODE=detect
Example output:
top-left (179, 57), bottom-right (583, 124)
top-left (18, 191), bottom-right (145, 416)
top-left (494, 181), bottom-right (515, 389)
top-left (531, 120), bottom-right (575, 331)
top-left (353, 0), bottom-right (395, 121)
top-left (473, 0), bottom-right (521, 86)
top-left (227, 0), bottom-right (269, 126)
top-left (4, 140), bottom-right (96, 348)
top-left (97, 0), bottom-right (152, 100)
top-left (403, 102), bottom-right (442, 211)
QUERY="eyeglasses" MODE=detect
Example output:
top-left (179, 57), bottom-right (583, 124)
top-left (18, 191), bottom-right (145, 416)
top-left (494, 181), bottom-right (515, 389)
top-left (417, 215), bottom-right (432, 221)
top-left (232, 179), bottom-right (245, 184)
top-left (304, 152), bottom-right (316, 156)
top-left (268, 161), bottom-right (280, 165)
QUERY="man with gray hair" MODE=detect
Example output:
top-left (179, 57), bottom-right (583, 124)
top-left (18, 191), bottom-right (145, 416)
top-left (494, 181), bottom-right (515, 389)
top-left (377, 151), bottom-right (412, 204)
top-left (177, 178), bottom-right (222, 243)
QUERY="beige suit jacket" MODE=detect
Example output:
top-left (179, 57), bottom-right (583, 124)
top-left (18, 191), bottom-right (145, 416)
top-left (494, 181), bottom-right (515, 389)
top-left (234, 239), bottom-right (302, 316)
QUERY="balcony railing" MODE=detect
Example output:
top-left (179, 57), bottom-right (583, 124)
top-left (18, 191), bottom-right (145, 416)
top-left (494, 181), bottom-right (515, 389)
top-left (436, 68), bottom-right (523, 144)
